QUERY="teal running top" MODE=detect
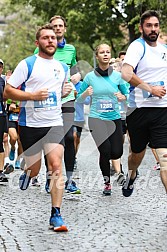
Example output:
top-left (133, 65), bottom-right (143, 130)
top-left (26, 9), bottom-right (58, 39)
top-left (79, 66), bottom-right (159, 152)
top-left (77, 70), bottom-right (129, 121)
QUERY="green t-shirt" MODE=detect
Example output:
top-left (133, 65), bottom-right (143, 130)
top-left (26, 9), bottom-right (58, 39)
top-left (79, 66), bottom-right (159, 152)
top-left (34, 44), bottom-right (77, 103)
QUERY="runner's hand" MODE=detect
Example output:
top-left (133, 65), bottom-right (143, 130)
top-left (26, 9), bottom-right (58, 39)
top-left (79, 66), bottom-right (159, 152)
top-left (151, 85), bottom-right (166, 98)
top-left (84, 86), bottom-right (93, 96)
top-left (62, 82), bottom-right (73, 97)
top-left (32, 88), bottom-right (48, 100)
top-left (114, 92), bottom-right (126, 102)
top-left (70, 73), bottom-right (81, 84)
top-left (9, 103), bottom-right (16, 111)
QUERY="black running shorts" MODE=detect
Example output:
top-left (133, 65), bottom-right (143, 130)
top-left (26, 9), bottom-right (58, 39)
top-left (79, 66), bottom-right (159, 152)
top-left (126, 107), bottom-right (167, 153)
top-left (19, 126), bottom-right (64, 156)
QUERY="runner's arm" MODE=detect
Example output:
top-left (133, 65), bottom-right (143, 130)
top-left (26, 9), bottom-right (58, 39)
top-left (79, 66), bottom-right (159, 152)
top-left (121, 63), bottom-right (166, 98)
top-left (4, 84), bottom-right (49, 101)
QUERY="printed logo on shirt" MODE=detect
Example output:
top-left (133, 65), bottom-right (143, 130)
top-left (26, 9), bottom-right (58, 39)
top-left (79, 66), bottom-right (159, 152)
top-left (161, 52), bottom-right (167, 61)
top-left (54, 69), bottom-right (61, 80)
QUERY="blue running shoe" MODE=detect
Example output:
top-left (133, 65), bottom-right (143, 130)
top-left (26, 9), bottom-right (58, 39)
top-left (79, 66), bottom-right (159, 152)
top-left (19, 172), bottom-right (31, 190)
top-left (15, 160), bottom-right (20, 169)
top-left (9, 149), bottom-right (15, 161)
top-left (49, 209), bottom-right (68, 232)
top-left (45, 179), bottom-right (50, 193)
top-left (65, 180), bottom-right (81, 194)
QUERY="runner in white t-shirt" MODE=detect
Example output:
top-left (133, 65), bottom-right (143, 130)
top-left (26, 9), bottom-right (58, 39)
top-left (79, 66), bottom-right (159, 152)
top-left (121, 10), bottom-right (167, 200)
top-left (4, 23), bottom-right (72, 232)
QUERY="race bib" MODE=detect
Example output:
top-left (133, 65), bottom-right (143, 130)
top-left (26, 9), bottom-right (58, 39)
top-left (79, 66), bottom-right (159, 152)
top-left (142, 81), bottom-right (164, 99)
top-left (96, 100), bottom-right (114, 112)
top-left (9, 113), bottom-right (19, 121)
top-left (34, 92), bottom-right (57, 111)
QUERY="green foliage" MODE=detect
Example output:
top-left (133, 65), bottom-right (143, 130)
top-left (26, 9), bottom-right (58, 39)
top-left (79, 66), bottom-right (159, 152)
top-left (0, 2), bottom-right (44, 71)
top-left (9, 0), bottom-right (127, 55)
top-left (0, 0), bottom-right (167, 70)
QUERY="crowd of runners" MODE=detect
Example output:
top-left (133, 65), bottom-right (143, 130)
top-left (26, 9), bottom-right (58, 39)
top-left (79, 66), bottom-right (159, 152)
top-left (0, 10), bottom-right (167, 232)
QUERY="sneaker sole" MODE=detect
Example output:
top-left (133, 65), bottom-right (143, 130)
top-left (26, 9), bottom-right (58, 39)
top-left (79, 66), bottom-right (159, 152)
top-left (0, 179), bottom-right (8, 184)
top-left (4, 166), bottom-right (14, 174)
top-left (66, 190), bottom-right (81, 194)
top-left (54, 226), bottom-right (68, 232)
top-left (103, 189), bottom-right (111, 196)
top-left (49, 225), bottom-right (68, 232)
top-left (103, 192), bottom-right (111, 196)
top-left (122, 188), bottom-right (134, 197)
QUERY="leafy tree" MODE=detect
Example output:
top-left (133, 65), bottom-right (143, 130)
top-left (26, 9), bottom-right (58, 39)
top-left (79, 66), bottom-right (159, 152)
top-left (123, 0), bottom-right (167, 42)
top-left (0, 1), bottom-right (44, 71)
top-left (9, 0), bottom-right (167, 58)
top-left (1, 0), bottom-right (167, 70)
top-left (10, 0), bottom-right (126, 56)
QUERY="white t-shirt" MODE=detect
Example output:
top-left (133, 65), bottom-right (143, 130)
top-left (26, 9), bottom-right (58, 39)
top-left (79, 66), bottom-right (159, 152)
top-left (8, 55), bottom-right (68, 127)
top-left (123, 39), bottom-right (167, 107)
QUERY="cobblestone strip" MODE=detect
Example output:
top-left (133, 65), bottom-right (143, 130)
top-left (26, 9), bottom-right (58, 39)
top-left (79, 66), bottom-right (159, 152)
top-left (0, 218), bottom-right (21, 251)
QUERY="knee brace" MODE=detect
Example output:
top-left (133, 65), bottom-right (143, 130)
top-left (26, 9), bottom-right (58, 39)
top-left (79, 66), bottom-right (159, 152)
top-left (155, 148), bottom-right (167, 171)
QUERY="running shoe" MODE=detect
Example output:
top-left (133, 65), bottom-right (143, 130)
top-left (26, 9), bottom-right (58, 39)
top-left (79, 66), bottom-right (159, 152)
top-left (65, 180), bottom-right (81, 194)
top-left (15, 160), bottom-right (20, 169)
top-left (19, 172), bottom-right (31, 190)
top-left (31, 177), bottom-right (40, 187)
top-left (45, 179), bottom-right (50, 193)
top-left (116, 172), bottom-right (126, 186)
top-left (4, 164), bottom-right (14, 174)
top-left (9, 149), bottom-right (15, 161)
top-left (4, 163), bottom-right (9, 170)
top-left (103, 183), bottom-right (111, 196)
top-left (122, 174), bottom-right (136, 197)
top-left (0, 172), bottom-right (8, 183)
top-left (153, 162), bottom-right (160, 170)
top-left (49, 208), bottom-right (68, 232)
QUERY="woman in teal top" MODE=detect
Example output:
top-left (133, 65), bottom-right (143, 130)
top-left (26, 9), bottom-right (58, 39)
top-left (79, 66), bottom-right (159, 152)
top-left (77, 44), bottom-right (129, 195)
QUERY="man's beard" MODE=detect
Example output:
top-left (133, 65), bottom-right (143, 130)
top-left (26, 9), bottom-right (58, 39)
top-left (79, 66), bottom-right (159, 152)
top-left (143, 30), bottom-right (159, 42)
top-left (39, 44), bottom-right (56, 56)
